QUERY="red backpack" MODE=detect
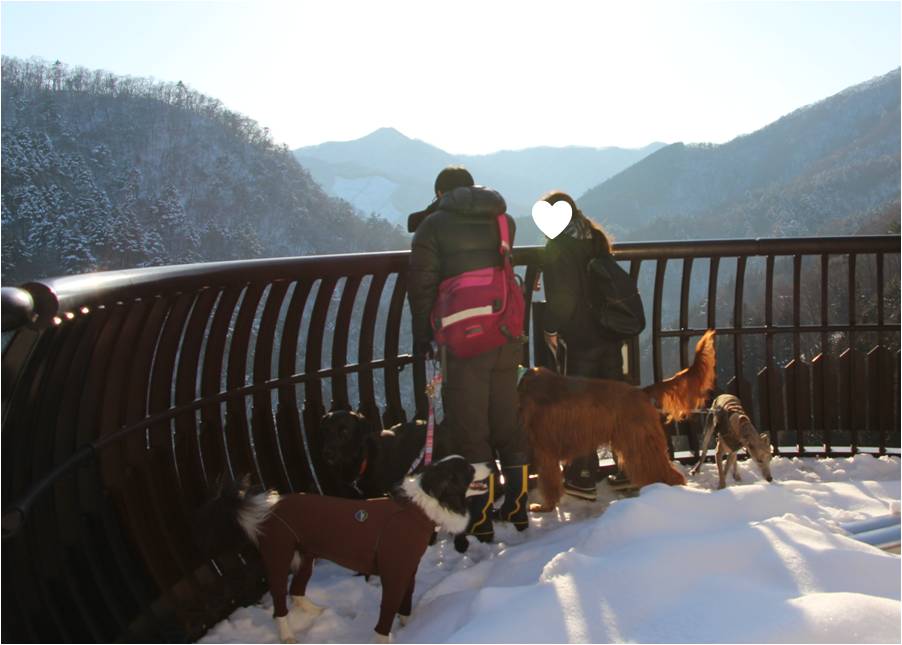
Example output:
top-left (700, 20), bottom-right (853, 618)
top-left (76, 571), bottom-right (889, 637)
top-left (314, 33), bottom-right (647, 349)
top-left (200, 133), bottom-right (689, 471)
top-left (430, 214), bottom-right (526, 359)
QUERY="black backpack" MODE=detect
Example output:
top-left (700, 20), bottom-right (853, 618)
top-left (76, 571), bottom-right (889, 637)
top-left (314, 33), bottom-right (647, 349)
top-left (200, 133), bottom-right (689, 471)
top-left (585, 238), bottom-right (646, 339)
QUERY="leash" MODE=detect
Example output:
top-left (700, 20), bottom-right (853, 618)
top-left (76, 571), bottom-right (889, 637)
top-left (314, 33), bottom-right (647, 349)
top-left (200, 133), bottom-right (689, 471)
top-left (423, 359), bottom-right (441, 467)
top-left (408, 359), bottom-right (441, 475)
top-left (350, 456), bottom-right (368, 496)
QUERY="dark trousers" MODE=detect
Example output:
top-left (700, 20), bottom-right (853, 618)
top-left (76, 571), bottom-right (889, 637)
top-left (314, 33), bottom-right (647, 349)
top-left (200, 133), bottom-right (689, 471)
top-left (441, 342), bottom-right (527, 467)
top-left (564, 341), bottom-right (624, 481)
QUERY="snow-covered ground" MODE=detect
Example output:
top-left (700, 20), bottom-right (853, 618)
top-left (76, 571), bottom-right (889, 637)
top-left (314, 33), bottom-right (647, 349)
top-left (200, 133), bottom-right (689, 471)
top-left (200, 454), bottom-right (900, 644)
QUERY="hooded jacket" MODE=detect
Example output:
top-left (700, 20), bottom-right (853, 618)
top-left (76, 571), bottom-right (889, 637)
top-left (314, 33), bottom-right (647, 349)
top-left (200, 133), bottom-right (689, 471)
top-left (408, 186), bottom-right (515, 344)
top-left (542, 218), bottom-right (609, 348)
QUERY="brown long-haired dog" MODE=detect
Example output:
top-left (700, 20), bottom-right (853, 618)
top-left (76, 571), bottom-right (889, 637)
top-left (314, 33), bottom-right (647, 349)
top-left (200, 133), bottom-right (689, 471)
top-left (520, 330), bottom-right (716, 511)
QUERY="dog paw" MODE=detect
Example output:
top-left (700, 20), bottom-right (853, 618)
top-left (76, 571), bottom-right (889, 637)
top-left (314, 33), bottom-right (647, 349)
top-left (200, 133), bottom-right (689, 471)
top-left (292, 595), bottom-right (324, 615)
top-left (528, 502), bottom-right (554, 513)
top-left (453, 534), bottom-right (470, 553)
top-left (399, 614), bottom-right (410, 626)
top-left (373, 631), bottom-right (391, 643)
top-left (276, 615), bottom-right (297, 643)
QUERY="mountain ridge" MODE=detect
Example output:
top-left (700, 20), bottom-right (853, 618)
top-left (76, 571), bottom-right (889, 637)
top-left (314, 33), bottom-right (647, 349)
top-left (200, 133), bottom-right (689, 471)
top-left (1, 56), bottom-right (409, 283)
top-left (578, 67), bottom-right (900, 241)
top-left (294, 128), bottom-right (667, 226)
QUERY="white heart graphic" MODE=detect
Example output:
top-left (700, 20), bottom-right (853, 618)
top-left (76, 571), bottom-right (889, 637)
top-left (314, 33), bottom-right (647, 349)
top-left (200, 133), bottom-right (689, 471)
top-left (531, 200), bottom-right (573, 239)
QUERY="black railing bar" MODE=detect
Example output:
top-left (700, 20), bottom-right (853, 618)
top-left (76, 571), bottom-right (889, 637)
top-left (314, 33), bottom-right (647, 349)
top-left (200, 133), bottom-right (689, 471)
top-left (733, 256), bottom-right (747, 403)
top-left (608, 235), bottom-right (899, 260)
top-left (820, 254), bottom-right (829, 353)
top-left (652, 258), bottom-right (668, 382)
top-left (764, 255), bottom-right (776, 436)
top-left (655, 323), bottom-right (900, 338)
top-left (679, 258), bottom-right (693, 367)
top-left (848, 253), bottom-right (857, 327)
top-left (793, 254), bottom-right (802, 360)
top-left (706, 257), bottom-right (719, 330)
top-left (877, 252), bottom-right (885, 328)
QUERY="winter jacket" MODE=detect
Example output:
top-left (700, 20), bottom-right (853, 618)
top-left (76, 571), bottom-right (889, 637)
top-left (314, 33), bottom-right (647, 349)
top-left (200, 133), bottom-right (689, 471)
top-left (408, 186), bottom-right (515, 344)
top-left (542, 222), bottom-right (611, 349)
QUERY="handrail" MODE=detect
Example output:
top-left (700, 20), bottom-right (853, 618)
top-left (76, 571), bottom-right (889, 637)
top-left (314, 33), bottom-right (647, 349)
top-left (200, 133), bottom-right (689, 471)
top-left (2, 234), bottom-right (898, 643)
top-left (8, 235), bottom-right (896, 330)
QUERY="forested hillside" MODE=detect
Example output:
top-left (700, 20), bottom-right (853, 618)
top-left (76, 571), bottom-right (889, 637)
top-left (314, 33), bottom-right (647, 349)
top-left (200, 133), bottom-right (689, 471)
top-left (1, 57), bottom-right (408, 284)
top-left (579, 68), bottom-right (901, 241)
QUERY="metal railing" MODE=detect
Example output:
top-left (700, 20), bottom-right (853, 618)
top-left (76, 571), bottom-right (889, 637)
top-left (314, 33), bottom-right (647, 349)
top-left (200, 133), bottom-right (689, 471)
top-left (1, 235), bottom-right (899, 642)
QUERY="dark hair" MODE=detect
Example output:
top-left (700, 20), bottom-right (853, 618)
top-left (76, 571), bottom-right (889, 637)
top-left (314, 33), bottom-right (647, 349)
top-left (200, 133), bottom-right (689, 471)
top-left (539, 190), bottom-right (612, 253)
top-left (434, 166), bottom-right (474, 195)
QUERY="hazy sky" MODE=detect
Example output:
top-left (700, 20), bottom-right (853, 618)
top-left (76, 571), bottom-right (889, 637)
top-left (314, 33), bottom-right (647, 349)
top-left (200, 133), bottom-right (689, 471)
top-left (1, 1), bottom-right (899, 154)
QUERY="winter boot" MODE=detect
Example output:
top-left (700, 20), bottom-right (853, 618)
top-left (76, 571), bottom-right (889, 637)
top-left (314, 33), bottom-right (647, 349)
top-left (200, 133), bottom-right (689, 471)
top-left (563, 454), bottom-right (599, 501)
top-left (496, 465), bottom-right (529, 531)
top-left (466, 472), bottom-right (495, 541)
top-left (606, 469), bottom-right (636, 492)
top-left (453, 470), bottom-right (496, 553)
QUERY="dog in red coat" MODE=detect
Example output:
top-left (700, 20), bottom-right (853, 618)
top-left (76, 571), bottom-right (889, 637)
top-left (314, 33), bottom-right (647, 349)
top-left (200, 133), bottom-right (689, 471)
top-left (195, 456), bottom-right (488, 643)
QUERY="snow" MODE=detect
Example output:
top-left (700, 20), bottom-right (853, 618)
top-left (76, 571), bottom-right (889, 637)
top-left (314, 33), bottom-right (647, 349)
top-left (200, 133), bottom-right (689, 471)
top-left (199, 454), bottom-right (900, 644)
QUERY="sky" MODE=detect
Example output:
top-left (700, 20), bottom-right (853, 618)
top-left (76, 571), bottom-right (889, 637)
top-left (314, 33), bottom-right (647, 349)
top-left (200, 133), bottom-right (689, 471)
top-left (1, 1), bottom-right (900, 154)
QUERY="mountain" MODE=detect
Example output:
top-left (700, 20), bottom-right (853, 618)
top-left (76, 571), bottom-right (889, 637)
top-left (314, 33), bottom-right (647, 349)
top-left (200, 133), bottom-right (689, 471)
top-left (294, 129), bottom-right (666, 229)
top-left (578, 68), bottom-right (901, 241)
top-left (1, 57), bottom-right (408, 284)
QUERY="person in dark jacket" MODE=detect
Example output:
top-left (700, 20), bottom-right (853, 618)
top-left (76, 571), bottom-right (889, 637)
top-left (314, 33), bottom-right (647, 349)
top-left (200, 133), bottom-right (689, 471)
top-left (540, 190), bottom-right (627, 500)
top-left (407, 166), bottom-right (530, 546)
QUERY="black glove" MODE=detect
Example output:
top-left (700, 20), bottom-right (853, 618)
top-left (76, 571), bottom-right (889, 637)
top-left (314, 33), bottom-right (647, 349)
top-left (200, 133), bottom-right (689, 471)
top-left (414, 340), bottom-right (435, 360)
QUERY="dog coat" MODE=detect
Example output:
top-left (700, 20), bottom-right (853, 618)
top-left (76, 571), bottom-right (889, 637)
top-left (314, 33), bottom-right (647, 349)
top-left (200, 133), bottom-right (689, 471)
top-left (256, 493), bottom-right (435, 635)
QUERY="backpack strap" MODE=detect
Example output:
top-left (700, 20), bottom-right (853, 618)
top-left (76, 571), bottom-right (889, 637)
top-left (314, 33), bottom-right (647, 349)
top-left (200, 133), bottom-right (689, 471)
top-left (496, 213), bottom-right (512, 259)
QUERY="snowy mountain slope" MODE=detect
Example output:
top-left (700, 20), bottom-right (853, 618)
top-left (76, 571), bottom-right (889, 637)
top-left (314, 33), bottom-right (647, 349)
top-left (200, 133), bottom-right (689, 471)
top-left (294, 128), bottom-right (665, 227)
top-left (199, 454), bottom-right (900, 644)
top-left (1, 57), bottom-right (409, 283)
top-left (578, 68), bottom-right (901, 240)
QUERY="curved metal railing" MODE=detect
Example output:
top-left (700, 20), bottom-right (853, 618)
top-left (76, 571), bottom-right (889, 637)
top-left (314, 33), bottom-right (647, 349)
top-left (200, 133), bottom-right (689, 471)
top-left (1, 236), bottom-right (899, 642)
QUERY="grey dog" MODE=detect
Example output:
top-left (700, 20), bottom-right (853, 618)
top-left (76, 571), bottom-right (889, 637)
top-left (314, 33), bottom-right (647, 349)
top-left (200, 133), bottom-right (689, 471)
top-left (690, 394), bottom-right (773, 489)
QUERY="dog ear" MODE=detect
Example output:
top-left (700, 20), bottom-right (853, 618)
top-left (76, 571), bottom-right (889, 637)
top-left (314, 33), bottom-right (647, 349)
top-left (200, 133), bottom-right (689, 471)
top-left (419, 461), bottom-right (454, 500)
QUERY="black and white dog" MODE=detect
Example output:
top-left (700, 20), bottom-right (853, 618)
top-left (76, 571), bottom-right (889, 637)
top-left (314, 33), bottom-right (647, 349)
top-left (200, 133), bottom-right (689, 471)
top-left (690, 393), bottom-right (774, 489)
top-left (194, 456), bottom-right (489, 643)
top-left (319, 410), bottom-right (452, 499)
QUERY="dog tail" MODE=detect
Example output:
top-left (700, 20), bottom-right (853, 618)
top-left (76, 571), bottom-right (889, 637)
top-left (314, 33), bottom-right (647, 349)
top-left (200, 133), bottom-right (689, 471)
top-left (192, 475), bottom-right (280, 554)
top-left (642, 329), bottom-right (716, 422)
